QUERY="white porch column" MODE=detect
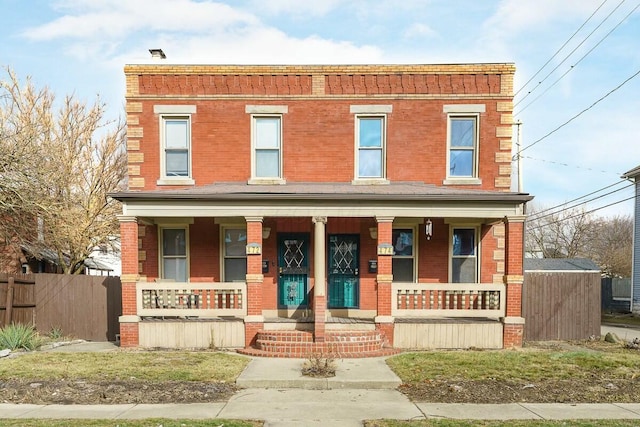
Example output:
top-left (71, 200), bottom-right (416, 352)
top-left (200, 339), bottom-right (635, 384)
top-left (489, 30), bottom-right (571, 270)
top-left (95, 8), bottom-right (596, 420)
top-left (313, 216), bottom-right (327, 297)
top-left (312, 216), bottom-right (327, 342)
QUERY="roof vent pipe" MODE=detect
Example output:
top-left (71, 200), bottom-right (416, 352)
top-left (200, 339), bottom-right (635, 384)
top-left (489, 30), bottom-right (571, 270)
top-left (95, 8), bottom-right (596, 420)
top-left (149, 49), bottom-right (166, 59)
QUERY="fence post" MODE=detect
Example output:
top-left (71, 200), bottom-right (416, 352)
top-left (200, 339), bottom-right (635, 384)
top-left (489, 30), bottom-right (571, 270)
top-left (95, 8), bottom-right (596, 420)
top-left (4, 277), bottom-right (14, 325)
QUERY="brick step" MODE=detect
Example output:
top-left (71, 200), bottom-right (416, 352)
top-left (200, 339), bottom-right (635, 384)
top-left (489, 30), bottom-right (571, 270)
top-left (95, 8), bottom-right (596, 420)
top-left (237, 329), bottom-right (400, 358)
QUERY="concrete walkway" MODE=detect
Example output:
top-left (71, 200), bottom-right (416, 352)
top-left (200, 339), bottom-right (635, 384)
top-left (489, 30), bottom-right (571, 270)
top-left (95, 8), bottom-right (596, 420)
top-left (2, 326), bottom-right (640, 425)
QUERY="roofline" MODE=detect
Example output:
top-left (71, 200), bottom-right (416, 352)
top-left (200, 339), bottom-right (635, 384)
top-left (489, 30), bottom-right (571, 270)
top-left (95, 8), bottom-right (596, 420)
top-left (124, 63), bottom-right (516, 75)
top-left (622, 165), bottom-right (640, 179)
top-left (111, 191), bottom-right (533, 203)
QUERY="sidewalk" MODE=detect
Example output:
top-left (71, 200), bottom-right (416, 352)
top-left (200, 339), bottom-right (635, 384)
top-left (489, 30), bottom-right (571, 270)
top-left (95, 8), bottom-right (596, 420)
top-left (3, 356), bottom-right (640, 425)
top-left (3, 328), bottom-right (640, 425)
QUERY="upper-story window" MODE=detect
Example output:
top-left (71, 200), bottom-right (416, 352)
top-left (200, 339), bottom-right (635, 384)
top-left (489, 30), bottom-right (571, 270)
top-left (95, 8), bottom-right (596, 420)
top-left (164, 117), bottom-right (190, 177)
top-left (154, 105), bottom-right (196, 186)
top-left (351, 105), bottom-right (392, 184)
top-left (357, 116), bottom-right (385, 178)
top-left (443, 104), bottom-right (485, 185)
top-left (450, 227), bottom-right (478, 283)
top-left (246, 105), bottom-right (288, 184)
top-left (254, 116), bottom-right (282, 178)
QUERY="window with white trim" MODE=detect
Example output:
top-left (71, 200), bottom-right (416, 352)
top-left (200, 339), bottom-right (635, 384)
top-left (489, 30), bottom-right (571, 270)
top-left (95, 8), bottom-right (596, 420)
top-left (160, 227), bottom-right (188, 281)
top-left (448, 115), bottom-right (478, 178)
top-left (223, 228), bottom-right (247, 282)
top-left (252, 116), bottom-right (282, 179)
top-left (451, 227), bottom-right (478, 283)
top-left (392, 228), bottom-right (415, 282)
top-left (356, 116), bottom-right (385, 179)
top-left (160, 116), bottom-right (191, 178)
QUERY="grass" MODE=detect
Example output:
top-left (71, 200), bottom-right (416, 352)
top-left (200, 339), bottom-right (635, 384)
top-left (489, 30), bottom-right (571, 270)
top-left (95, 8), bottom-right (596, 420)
top-left (0, 351), bottom-right (249, 382)
top-left (0, 420), bottom-right (262, 427)
top-left (365, 421), bottom-right (640, 427)
top-left (0, 324), bottom-right (42, 351)
top-left (386, 346), bottom-right (640, 383)
top-left (602, 313), bottom-right (640, 327)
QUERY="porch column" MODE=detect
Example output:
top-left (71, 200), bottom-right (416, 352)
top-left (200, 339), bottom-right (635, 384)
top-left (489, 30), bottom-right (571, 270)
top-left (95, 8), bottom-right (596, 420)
top-left (118, 215), bottom-right (140, 348)
top-left (313, 216), bottom-right (327, 342)
top-left (244, 216), bottom-right (264, 347)
top-left (502, 215), bottom-right (526, 348)
top-left (374, 216), bottom-right (395, 346)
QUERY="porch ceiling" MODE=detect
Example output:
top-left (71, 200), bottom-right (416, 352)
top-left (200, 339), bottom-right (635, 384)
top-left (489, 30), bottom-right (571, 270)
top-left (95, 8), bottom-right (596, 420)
top-left (112, 182), bottom-right (532, 219)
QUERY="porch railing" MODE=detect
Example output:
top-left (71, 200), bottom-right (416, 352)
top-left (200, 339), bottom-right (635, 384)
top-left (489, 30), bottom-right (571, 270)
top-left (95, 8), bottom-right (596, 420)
top-left (136, 282), bottom-right (246, 317)
top-left (392, 282), bottom-right (506, 318)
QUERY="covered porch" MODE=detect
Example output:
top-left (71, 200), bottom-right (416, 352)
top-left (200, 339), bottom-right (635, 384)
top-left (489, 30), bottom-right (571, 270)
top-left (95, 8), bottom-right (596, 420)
top-left (113, 182), bottom-right (531, 355)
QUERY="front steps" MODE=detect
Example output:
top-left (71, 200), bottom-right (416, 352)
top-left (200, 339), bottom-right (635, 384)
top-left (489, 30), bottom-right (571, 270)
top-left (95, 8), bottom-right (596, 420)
top-left (237, 329), bottom-right (400, 358)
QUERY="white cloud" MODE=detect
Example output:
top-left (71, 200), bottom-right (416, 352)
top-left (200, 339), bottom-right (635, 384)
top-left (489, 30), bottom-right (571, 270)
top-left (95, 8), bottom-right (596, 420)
top-left (246, 0), bottom-right (346, 16)
top-left (22, 0), bottom-right (258, 40)
top-left (403, 23), bottom-right (437, 39)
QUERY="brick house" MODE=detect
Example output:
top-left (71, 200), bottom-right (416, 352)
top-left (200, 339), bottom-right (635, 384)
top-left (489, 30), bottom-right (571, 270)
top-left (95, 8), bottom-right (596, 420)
top-left (112, 60), bottom-right (532, 356)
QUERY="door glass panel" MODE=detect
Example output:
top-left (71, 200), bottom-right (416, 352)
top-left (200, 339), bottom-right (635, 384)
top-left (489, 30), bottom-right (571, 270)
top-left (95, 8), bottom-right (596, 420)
top-left (278, 234), bottom-right (309, 307)
top-left (328, 235), bottom-right (359, 309)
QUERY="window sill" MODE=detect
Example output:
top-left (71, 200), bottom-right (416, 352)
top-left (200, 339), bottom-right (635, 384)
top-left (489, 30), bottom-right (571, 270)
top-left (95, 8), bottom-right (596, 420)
top-left (157, 178), bottom-right (195, 186)
top-left (442, 178), bottom-right (482, 186)
top-left (351, 178), bottom-right (390, 185)
top-left (247, 178), bottom-right (287, 185)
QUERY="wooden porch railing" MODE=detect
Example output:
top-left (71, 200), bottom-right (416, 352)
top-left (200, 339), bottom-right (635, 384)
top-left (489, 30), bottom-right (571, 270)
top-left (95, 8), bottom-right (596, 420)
top-left (392, 282), bottom-right (505, 318)
top-left (136, 282), bottom-right (246, 317)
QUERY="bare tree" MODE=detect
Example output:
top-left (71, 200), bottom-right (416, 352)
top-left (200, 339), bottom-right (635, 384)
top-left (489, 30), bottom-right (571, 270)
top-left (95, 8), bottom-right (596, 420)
top-left (0, 67), bottom-right (126, 274)
top-left (526, 204), bottom-right (632, 277)
top-left (526, 204), bottom-right (594, 258)
top-left (585, 215), bottom-right (633, 277)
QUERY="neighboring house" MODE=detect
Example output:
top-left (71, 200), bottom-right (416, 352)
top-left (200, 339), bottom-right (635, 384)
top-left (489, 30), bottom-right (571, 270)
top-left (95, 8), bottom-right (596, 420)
top-left (85, 237), bottom-right (121, 276)
top-left (623, 165), bottom-right (640, 315)
top-left (112, 58), bottom-right (532, 355)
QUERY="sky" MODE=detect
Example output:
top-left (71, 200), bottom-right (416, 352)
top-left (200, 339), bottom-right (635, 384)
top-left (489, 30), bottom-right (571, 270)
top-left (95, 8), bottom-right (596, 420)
top-left (1, 0), bottom-right (639, 218)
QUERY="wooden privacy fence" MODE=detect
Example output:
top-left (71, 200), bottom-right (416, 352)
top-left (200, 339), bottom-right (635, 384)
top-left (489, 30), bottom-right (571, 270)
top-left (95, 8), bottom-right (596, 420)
top-left (523, 271), bottom-right (601, 341)
top-left (0, 273), bottom-right (121, 342)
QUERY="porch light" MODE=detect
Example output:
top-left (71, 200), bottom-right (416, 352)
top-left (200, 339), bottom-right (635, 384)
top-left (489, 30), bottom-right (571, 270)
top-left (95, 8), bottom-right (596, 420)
top-left (425, 219), bottom-right (433, 240)
top-left (369, 227), bottom-right (378, 240)
top-left (262, 227), bottom-right (271, 239)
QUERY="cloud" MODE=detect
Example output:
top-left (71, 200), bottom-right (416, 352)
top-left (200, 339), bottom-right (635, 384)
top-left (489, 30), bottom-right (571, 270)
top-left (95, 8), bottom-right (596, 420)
top-left (246, 0), bottom-right (346, 16)
top-left (22, 0), bottom-right (258, 40)
top-left (403, 23), bottom-right (437, 39)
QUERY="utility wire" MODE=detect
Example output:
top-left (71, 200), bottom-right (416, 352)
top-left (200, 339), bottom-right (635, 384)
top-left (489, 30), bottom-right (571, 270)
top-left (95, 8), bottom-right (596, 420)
top-left (528, 182), bottom-right (634, 221)
top-left (527, 195), bottom-right (636, 231)
top-left (514, 0), bottom-right (627, 108)
top-left (515, 1), bottom-right (640, 115)
top-left (528, 180), bottom-right (629, 217)
top-left (516, 155), bottom-right (623, 175)
top-left (517, 68), bottom-right (640, 155)
top-left (513, 0), bottom-right (609, 98)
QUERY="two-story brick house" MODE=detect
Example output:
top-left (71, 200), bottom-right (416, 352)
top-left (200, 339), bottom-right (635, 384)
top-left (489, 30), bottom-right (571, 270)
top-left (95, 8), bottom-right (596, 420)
top-left (113, 60), bottom-right (532, 356)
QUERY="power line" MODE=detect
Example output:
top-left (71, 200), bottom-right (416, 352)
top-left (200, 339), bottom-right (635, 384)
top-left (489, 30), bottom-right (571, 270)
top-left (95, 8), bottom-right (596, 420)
top-left (515, 1), bottom-right (640, 115)
top-left (513, 0), bottom-right (609, 98)
top-left (527, 195), bottom-right (636, 231)
top-left (528, 182), bottom-right (634, 221)
top-left (517, 67), bottom-right (640, 155)
top-left (516, 155), bottom-right (623, 175)
top-left (528, 180), bottom-right (629, 217)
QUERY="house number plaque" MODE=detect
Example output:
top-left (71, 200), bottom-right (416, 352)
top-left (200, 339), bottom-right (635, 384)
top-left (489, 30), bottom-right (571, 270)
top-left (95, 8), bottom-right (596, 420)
top-left (377, 243), bottom-right (394, 256)
top-left (246, 243), bottom-right (262, 255)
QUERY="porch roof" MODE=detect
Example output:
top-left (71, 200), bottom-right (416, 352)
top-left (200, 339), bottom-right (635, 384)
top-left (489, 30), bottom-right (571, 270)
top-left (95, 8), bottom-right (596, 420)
top-left (112, 182), bottom-right (532, 219)
top-left (112, 182), bottom-right (533, 203)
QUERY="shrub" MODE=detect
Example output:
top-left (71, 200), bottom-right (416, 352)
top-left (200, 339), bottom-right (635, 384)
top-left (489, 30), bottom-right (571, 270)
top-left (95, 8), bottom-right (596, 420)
top-left (301, 351), bottom-right (337, 377)
top-left (0, 323), bottom-right (42, 351)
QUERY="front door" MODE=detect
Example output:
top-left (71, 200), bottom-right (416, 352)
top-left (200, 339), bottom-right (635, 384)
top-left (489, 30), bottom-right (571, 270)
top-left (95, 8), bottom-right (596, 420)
top-left (278, 233), bottom-right (309, 308)
top-left (328, 234), bottom-right (359, 308)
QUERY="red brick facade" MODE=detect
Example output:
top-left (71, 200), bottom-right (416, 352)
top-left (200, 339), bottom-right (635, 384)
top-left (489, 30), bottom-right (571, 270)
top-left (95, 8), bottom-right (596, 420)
top-left (116, 63), bottom-right (531, 351)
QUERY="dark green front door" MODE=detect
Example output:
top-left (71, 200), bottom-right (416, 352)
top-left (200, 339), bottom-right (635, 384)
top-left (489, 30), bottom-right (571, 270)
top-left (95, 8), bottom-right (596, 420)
top-left (328, 234), bottom-right (359, 308)
top-left (278, 233), bottom-right (309, 307)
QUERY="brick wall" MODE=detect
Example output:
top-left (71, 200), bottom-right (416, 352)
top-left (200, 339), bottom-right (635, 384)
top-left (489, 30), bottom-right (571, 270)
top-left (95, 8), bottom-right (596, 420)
top-left (124, 64), bottom-right (514, 192)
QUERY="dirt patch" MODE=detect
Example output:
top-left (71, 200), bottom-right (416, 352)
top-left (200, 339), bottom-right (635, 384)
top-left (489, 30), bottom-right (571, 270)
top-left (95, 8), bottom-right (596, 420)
top-left (0, 379), bottom-right (238, 405)
top-left (399, 378), bottom-right (640, 404)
